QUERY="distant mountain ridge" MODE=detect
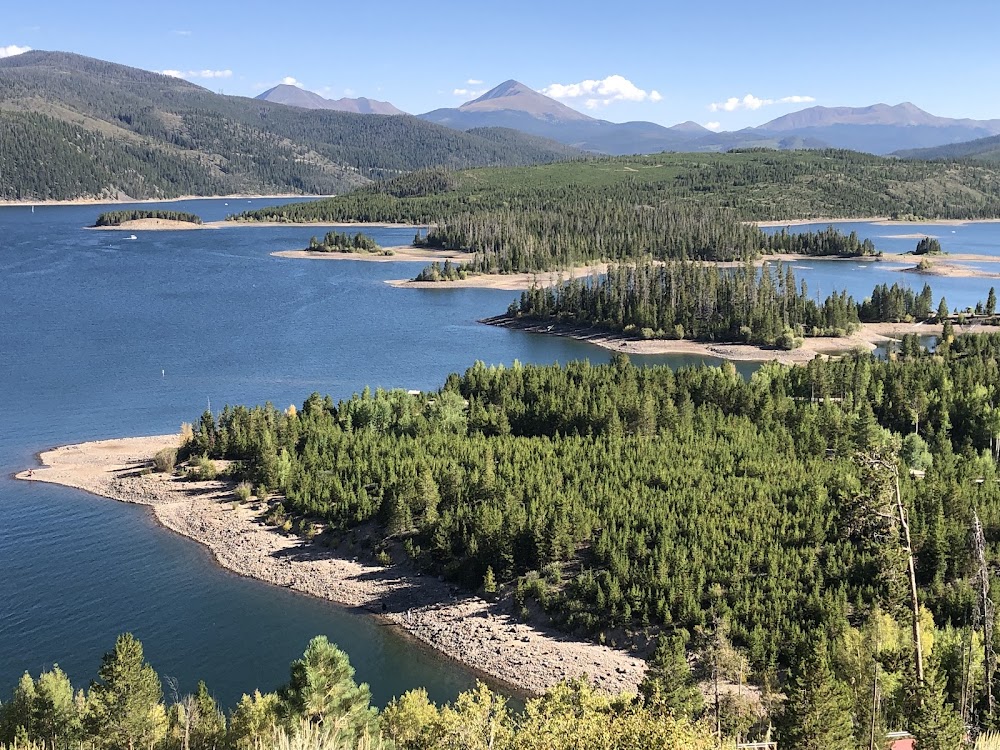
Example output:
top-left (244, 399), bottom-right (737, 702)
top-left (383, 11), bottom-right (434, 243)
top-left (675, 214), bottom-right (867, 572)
top-left (255, 83), bottom-right (405, 115)
top-left (420, 82), bottom-right (1000, 156)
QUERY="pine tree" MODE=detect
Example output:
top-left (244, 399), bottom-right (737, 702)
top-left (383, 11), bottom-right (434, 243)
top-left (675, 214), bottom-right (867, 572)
top-left (909, 664), bottom-right (964, 750)
top-left (282, 636), bottom-right (376, 740)
top-left (483, 566), bottom-right (498, 594)
top-left (937, 297), bottom-right (950, 321)
top-left (776, 637), bottom-right (855, 750)
top-left (639, 635), bottom-right (703, 720)
top-left (85, 633), bottom-right (166, 750)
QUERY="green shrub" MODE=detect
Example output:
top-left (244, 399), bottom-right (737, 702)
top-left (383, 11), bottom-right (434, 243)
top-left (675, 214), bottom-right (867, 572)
top-left (235, 482), bottom-right (253, 502)
top-left (153, 447), bottom-right (177, 473)
top-left (189, 456), bottom-right (217, 481)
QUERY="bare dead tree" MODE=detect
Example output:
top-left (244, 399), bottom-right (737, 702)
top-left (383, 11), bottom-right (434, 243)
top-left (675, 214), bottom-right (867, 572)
top-left (973, 510), bottom-right (995, 719)
top-left (858, 450), bottom-right (924, 685)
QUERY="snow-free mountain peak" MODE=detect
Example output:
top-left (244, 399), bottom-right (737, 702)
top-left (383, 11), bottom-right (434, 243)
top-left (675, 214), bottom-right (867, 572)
top-left (255, 84), bottom-right (405, 115)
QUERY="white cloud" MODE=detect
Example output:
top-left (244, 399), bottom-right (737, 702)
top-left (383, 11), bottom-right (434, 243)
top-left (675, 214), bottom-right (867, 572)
top-left (159, 68), bottom-right (233, 80)
top-left (281, 76), bottom-right (302, 87)
top-left (453, 87), bottom-right (486, 98)
top-left (541, 75), bottom-right (662, 108)
top-left (704, 121), bottom-right (722, 131)
top-left (467, 78), bottom-right (483, 85)
top-left (709, 93), bottom-right (815, 112)
top-left (0, 45), bottom-right (31, 58)
top-left (173, 30), bottom-right (192, 36)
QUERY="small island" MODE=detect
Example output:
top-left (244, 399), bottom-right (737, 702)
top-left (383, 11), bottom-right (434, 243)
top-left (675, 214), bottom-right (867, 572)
top-left (306, 230), bottom-right (392, 255)
top-left (92, 209), bottom-right (205, 230)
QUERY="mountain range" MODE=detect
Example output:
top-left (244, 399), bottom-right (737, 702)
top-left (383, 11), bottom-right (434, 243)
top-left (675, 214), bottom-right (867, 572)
top-left (249, 76), bottom-right (1000, 157)
top-left (416, 81), bottom-right (1000, 156)
top-left (0, 51), bottom-right (577, 201)
top-left (3, 49), bottom-right (1000, 202)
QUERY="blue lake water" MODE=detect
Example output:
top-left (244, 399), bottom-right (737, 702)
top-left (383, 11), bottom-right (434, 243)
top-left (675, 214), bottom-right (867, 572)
top-left (2, 201), bottom-right (998, 708)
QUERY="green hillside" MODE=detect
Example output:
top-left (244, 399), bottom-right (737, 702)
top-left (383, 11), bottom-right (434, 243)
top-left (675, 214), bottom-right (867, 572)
top-left (235, 150), bottom-right (1000, 273)
top-left (0, 51), bottom-right (579, 201)
top-left (896, 133), bottom-right (1000, 163)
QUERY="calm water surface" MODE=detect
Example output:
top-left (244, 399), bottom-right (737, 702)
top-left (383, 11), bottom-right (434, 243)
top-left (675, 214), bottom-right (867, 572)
top-left (2, 202), bottom-right (997, 707)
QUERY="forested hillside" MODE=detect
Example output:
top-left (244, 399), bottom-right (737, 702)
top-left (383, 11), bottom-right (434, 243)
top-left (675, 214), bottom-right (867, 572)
top-left (180, 334), bottom-right (1000, 742)
top-left (0, 52), bottom-right (578, 201)
top-left (897, 133), bottom-right (1000, 164)
top-left (237, 151), bottom-right (1000, 273)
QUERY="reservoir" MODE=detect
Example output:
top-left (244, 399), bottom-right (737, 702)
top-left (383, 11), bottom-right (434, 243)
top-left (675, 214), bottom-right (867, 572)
top-left (1, 199), bottom-right (996, 706)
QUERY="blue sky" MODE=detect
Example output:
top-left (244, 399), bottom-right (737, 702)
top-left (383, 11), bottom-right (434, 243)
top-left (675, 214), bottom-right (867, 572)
top-left (3, 0), bottom-right (999, 129)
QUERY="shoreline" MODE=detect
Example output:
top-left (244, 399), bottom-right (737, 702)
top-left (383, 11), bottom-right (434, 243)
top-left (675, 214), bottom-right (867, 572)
top-left (387, 264), bottom-right (611, 291)
top-left (16, 436), bottom-right (646, 697)
top-left (91, 220), bottom-right (427, 232)
top-left (272, 246), bottom-right (464, 263)
top-left (0, 193), bottom-right (329, 208)
top-left (482, 316), bottom-right (949, 364)
top-left (755, 216), bottom-right (1000, 228)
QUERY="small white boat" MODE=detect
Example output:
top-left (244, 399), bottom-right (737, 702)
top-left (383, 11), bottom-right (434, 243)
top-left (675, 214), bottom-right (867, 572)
top-left (127, 234), bottom-right (138, 240)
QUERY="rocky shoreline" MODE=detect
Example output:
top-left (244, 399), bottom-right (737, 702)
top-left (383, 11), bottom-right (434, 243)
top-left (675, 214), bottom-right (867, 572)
top-left (17, 436), bottom-right (646, 697)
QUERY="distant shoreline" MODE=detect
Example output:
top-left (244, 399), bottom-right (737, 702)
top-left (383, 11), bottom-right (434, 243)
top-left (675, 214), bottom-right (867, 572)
top-left (16, 437), bottom-right (645, 697)
top-left (0, 193), bottom-right (330, 208)
top-left (90, 220), bottom-right (425, 232)
top-left (755, 217), bottom-right (1000, 228)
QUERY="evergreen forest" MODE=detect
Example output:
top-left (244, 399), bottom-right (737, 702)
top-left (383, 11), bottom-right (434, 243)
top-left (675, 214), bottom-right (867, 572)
top-left (235, 152), bottom-right (1000, 275)
top-left (505, 262), bottom-right (962, 346)
top-left (163, 333), bottom-right (1000, 745)
top-left (94, 210), bottom-right (203, 226)
top-left (306, 231), bottom-right (382, 254)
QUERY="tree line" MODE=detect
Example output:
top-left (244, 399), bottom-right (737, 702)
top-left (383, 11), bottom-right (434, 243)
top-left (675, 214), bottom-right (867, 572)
top-left (505, 261), bottom-right (956, 347)
top-left (94, 210), bottom-right (203, 227)
top-left (0, 633), bottom-right (713, 750)
top-left (306, 231), bottom-right (382, 254)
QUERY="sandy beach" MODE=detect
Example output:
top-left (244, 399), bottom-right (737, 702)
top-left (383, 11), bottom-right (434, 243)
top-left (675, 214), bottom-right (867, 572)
top-left (386, 265), bottom-right (610, 291)
top-left (273, 247), bottom-right (467, 263)
top-left (753, 217), bottom-right (884, 228)
top-left (90, 220), bottom-right (426, 232)
top-left (16, 437), bottom-right (646, 696)
top-left (90, 218), bottom-right (215, 231)
top-left (483, 317), bottom-right (950, 364)
top-left (754, 217), bottom-right (1000, 228)
top-left (385, 255), bottom-right (883, 292)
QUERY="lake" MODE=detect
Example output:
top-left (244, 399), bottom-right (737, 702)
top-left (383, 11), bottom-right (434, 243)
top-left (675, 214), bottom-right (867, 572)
top-left (1, 201), bottom-right (997, 708)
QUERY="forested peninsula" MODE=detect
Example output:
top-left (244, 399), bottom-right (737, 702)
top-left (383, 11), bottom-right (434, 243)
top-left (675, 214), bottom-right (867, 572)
top-left (20, 333), bottom-right (1000, 746)
top-left (234, 151), bottom-right (1000, 277)
top-left (143, 333), bottom-right (1000, 746)
top-left (500, 261), bottom-right (991, 349)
